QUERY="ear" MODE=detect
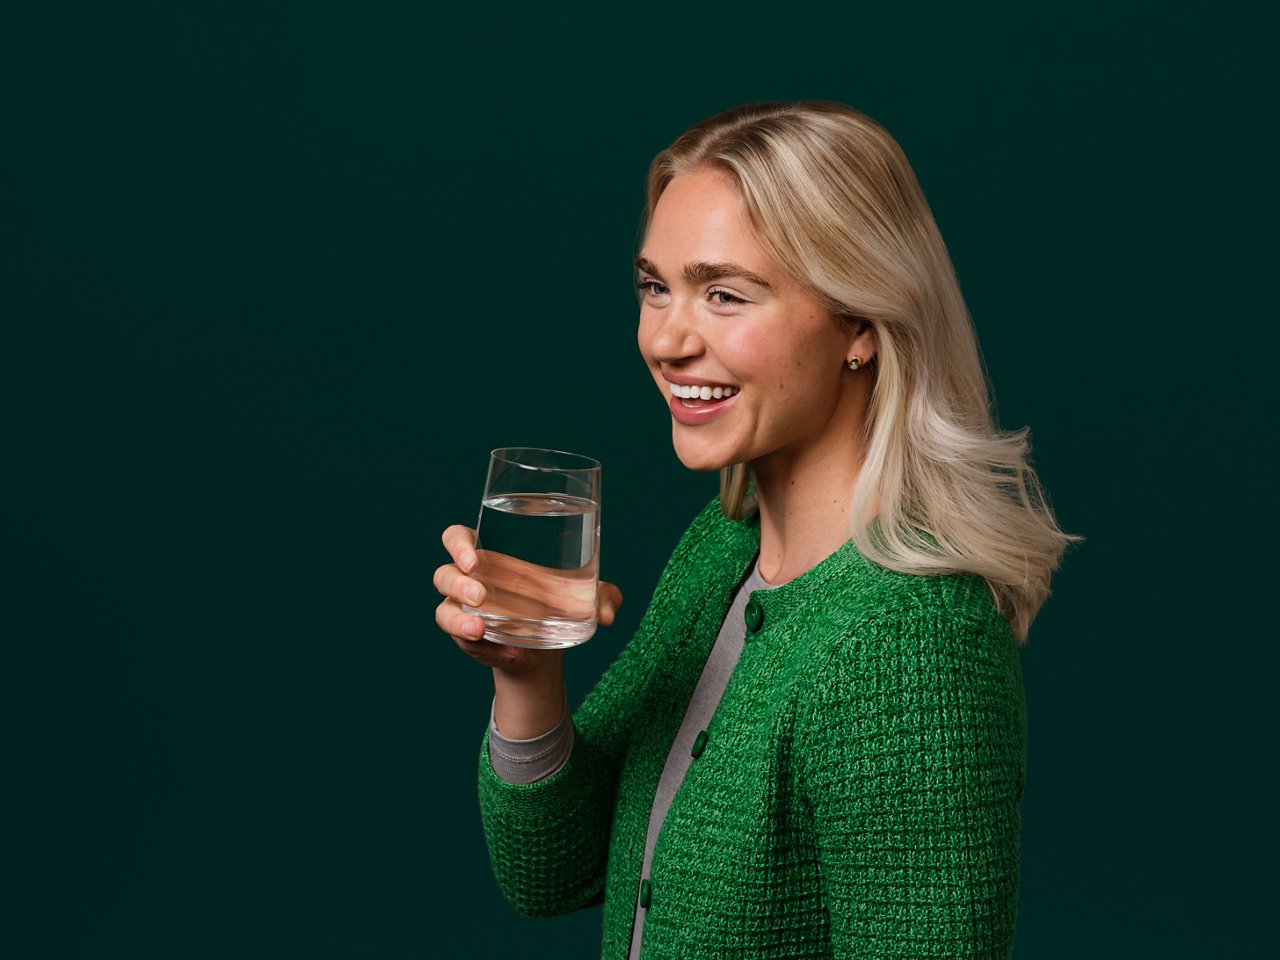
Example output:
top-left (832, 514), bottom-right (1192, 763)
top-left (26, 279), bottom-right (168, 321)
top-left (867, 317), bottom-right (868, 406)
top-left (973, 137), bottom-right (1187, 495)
top-left (843, 316), bottom-right (878, 366)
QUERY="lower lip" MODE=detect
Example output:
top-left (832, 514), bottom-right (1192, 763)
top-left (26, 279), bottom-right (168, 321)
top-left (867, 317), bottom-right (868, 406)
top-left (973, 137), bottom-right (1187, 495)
top-left (668, 392), bottom-right (738, 426)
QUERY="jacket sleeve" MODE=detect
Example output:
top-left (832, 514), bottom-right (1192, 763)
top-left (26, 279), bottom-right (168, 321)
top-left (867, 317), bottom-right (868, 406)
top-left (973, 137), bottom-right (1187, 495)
top-left (476, 501), bottom-right (723, 918)
top-left (795, 608), bottom-right (1027, 959)
top-left (476, 716), bottom-right (619, 917)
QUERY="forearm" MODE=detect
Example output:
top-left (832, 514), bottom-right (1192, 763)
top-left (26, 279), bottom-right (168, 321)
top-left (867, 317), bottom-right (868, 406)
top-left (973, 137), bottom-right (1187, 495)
top-left (478, 725), bottom-right (615, 918)
top-left (478, 651), bottom-right (614, 916)
top-left (487, 697), bottom-right (573, 784)
top-left (491, 651), bottom-right (565, 739)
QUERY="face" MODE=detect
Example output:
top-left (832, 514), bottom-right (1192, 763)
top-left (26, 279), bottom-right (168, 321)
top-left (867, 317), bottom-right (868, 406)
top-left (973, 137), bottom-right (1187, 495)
top-left (636, 168), bottom-right (874, 475)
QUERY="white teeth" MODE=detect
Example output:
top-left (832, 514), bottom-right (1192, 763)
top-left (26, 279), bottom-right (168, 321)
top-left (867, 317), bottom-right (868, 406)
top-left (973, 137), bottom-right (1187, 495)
top-left (667, 383), bottom-right (738, 400)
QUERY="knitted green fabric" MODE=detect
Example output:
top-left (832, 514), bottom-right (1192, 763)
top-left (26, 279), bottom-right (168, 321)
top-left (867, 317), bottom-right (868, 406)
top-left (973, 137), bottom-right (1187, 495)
top-left (478, 500), bottom-right (1026, 959)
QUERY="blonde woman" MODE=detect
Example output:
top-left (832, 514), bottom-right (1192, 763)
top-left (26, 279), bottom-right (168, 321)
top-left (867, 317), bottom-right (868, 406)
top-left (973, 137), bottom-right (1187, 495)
top-left (434, 100), bottom-right (1073, 959)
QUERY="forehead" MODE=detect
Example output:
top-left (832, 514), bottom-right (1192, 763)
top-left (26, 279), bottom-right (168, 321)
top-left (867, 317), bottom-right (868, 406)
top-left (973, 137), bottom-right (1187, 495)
top-left (642, 169), bottom-right (775, 273)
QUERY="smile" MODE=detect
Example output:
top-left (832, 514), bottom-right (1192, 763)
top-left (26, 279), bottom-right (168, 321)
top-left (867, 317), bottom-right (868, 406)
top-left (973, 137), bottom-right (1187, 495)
top-left (665, 380), bottom-right (739, 426)
top-left (668, 383), bottom-right (739, 400)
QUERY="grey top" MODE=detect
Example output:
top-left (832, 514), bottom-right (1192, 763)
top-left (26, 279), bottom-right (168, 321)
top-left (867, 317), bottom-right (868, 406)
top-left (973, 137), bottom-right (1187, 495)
top-left (486, 697), bottom-right (574, 785)
top-left (487, 559), bottom-right (774, 959)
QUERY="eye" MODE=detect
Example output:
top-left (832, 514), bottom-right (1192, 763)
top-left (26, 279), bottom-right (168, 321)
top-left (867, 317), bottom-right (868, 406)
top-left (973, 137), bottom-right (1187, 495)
top-left (708, 287), bottom-right (746, 305)
top-left (636, 278), bottom-right (669, 298)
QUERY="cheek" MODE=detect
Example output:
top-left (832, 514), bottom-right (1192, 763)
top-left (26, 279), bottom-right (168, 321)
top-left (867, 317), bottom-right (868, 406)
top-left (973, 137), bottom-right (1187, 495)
top-left (718, 326), bottom-right (771, 373)
top-left (637, 304), bottom-right (665, 350)
top-left (636, 313), bottom-right (655, 364)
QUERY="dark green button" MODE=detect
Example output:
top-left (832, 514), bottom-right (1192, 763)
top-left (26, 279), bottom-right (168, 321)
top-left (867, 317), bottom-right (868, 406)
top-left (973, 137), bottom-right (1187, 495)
top-left (639, 878), bottom-right (651, 908)
top-left (744, 597), bottom-right (764, 632)
top-left (691, 730), bottom-right (708, 759)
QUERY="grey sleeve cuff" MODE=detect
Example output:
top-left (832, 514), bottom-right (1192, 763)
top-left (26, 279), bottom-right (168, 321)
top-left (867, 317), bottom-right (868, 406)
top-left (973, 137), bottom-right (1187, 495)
top-left (487, 699), bottom-right (574, 785)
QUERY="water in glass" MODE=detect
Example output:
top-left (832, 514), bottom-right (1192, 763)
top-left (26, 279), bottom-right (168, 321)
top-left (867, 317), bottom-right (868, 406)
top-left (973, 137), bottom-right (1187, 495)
top-left (467, 491), bottom-right (599, 648)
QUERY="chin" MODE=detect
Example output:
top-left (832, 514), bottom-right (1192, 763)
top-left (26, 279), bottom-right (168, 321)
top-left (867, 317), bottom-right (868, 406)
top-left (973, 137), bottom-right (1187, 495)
top-left (676, 456), bottom-right (725, 473)
top-left (671, 438), bottom-right (734, 473)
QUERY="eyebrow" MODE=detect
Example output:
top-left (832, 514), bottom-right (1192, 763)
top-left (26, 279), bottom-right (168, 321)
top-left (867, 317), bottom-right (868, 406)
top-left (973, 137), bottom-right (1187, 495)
top-left (634, 256), bottom-right (774, 291)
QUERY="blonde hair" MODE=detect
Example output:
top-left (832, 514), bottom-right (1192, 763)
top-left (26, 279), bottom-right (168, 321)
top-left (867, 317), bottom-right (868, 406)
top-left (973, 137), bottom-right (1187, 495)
top-left (645, 100), bottom-right (1076, 642)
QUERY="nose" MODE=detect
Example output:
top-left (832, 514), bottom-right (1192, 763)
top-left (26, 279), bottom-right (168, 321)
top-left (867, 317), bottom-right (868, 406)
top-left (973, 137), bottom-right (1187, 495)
top-left (643, 298), bottom-right (705, 364)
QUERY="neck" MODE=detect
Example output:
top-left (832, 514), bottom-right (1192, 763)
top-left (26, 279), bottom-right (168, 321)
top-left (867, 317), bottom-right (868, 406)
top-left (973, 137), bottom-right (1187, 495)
top-left (752, 450), bottom-right (859, 584)
top-left (749, 366), bottom-right (875, 584)
top-left (743, 361), bottom-right (878, 584)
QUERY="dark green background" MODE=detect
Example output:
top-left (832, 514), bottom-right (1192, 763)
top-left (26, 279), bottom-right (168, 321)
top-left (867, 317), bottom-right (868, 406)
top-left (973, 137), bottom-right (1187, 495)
top-left (3, 2), bottom-right (1272, 957)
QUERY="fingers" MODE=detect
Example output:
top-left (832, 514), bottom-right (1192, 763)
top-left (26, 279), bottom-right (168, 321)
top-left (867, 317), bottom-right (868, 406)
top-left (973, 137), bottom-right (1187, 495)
top-left (432, 561), bottom-right (486, 609)
top-left (598, 581), bottom-right (623, 627)
top-left (434, 526), bottom-right (486, 642)
top-left (455, 637), bottom-right (551, 672)
top-left (453, 633), bottom-right (523, 669)
top-left (435, 597), bottom-right (486, 641)
top-left (441, 525), bottom-right (478, 573)
top-left (437, 524), bottom-right (622, 678)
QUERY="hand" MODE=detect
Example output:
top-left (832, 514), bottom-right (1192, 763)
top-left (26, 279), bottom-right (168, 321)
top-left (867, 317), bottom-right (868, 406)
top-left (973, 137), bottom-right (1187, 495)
top-left (434, 525), bottom-right (623, 674)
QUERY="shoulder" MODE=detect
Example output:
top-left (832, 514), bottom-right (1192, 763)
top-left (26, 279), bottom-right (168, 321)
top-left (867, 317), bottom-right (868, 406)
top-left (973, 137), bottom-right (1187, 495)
top-left (795, 553), bottom-right (1020, 697)
top-left (859, 567), bottom-right (1003, 641)
top-left (596, 497), bottom-right (756, 669)
top-left (791, 561), bottom-right (1027, 786)
top-left (651, 497), bottom-right (759, 593)
top-left (784, 542), bottom-right (1007, 650)
top-left (672, 496), bottom-right (756, 553)
top-left (573, 498), bottom-right (758, 736)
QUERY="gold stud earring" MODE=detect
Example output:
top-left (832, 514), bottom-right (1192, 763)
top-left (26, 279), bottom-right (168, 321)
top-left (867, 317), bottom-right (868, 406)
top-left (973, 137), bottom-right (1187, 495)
top-left (847, 356), bottom-right (863, 371)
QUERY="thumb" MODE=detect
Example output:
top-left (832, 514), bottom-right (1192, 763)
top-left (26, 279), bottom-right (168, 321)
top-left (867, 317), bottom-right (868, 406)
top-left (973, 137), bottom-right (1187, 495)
top-left (598, 582), bottom-right (623, 626)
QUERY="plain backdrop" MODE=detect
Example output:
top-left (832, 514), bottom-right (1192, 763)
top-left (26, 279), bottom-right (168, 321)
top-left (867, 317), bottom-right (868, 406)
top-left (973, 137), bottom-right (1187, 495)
top-left (2, 2), bottom-right (1273, 957)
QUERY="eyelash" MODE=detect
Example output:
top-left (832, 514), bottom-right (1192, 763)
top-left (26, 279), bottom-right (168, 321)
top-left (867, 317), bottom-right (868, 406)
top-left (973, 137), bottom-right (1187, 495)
top-left (708, 287), bottom-right (745, 305)
top-left (635, 280), bottom-right (746, 305)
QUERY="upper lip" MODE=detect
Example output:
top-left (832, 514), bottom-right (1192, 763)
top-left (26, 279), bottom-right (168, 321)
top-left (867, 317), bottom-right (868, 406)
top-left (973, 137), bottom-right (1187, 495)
top-left (663, 373), bottom-right (738, 388)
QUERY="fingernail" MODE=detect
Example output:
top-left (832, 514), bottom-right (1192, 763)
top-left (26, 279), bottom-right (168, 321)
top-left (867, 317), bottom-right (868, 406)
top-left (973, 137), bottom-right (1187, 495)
top-left (465, 620), bottom-right (485, 640)
top-left (465, 584), bottom-right (483, 605)
top-left (461, 551), bottom-right (478, 572)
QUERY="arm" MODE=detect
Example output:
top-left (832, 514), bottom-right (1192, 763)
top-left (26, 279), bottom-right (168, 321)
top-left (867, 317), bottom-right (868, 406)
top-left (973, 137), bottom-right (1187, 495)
top-left (476, 580), bottom-right (682, 917)
top-left (796, 609), bottom-right (1027, 959)
top-left (477, 715), bottom-right (620, 917)
top-left (434, 524), bottom-right (628, 916)
top-left (477, 501), bottom-right (727, 917)
top-left (487, 697), bottom-right (574, 785)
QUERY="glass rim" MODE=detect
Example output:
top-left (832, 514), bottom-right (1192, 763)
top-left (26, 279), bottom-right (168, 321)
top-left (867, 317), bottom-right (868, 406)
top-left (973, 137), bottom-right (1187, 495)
top-left (490, 446), bottom-right (601, 473)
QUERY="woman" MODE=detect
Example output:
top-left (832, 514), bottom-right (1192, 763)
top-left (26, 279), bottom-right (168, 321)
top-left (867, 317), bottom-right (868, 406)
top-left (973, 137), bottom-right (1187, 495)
top-left (434, 100), bottom-right (1072, 959)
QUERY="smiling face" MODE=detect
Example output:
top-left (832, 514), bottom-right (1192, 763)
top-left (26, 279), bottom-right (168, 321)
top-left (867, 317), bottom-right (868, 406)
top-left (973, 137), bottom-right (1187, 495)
top-left (636, 167), bottom-right (876, 477)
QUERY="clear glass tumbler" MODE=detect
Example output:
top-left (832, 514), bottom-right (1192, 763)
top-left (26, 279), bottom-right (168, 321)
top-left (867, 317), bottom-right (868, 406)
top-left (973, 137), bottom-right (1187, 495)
top-left (462, 447), bottom-right (601, 649)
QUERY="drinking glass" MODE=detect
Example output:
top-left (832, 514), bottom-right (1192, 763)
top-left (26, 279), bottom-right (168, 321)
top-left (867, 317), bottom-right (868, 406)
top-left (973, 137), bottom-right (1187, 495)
top-left (462, 447), bottom-right (601, 649)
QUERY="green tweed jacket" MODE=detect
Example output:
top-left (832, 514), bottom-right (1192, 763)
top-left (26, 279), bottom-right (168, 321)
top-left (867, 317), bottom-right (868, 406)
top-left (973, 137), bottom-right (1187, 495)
top-left (478, 500), bottom-right (1026, 959)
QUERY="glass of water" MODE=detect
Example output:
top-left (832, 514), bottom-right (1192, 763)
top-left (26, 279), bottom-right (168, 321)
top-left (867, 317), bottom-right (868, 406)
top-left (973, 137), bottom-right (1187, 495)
top-left (462, 447), bottom-right (601, 649)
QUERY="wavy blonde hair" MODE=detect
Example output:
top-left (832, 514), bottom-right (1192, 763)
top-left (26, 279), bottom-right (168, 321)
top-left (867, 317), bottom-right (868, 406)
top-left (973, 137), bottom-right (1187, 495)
top-left (645, 100), bottom-right (1076, 642)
